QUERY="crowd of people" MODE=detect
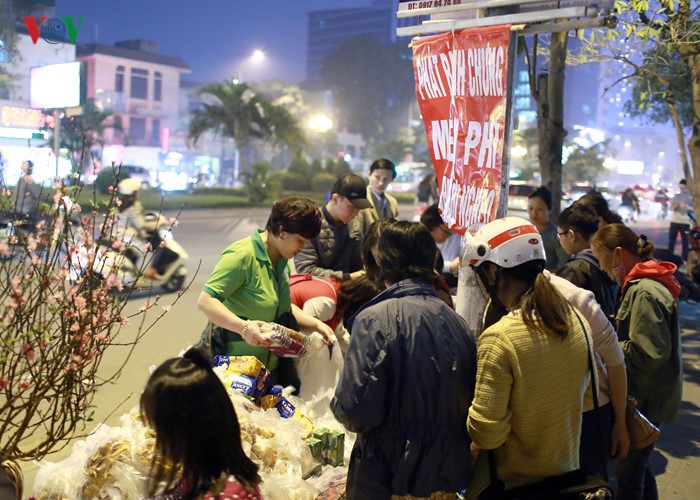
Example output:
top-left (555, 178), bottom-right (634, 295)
top-left (129, 163), bottom-right (686, 500)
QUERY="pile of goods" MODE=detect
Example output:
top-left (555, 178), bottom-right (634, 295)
top-left (32, 356), bottom-right (351, 499)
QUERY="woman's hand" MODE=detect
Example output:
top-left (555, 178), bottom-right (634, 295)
top-left (314, 320), bottom-right (337, 346)
top-left (610, 418), bottom-right (630, 460)
top-left (240, 320), bottom-right (272, 347)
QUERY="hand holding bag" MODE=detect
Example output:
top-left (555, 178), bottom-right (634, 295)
top-left (626, 396), bottom-right (660, 450)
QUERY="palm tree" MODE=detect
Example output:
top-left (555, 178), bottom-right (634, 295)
top-left (189, 81), bottom-right (307, 179)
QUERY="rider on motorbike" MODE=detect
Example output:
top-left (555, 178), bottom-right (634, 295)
top-left (115, 178), bottom-right (162, 279)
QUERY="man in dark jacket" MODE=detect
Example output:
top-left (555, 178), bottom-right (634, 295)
top-left (294, 174), bottom-right (370, 281)
top-left (557, 203), bottom-right (620, 317)
top-left (331, 221), bottom-right (477, 499)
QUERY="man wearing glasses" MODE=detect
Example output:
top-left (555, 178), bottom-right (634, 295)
top-left (556, 203), bottom-right (619, 317)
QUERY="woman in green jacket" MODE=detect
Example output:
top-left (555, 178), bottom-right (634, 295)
top-left (592, 224), bottom-right (682, 500)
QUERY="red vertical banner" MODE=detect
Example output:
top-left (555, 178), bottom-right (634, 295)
top-left (412, 26), bottom-right (511, 235)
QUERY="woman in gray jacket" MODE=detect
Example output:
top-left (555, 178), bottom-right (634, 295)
top-left (331, 221), bottom-right (477, 499)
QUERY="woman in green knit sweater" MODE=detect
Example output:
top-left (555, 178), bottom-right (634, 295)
top-left (464, 217), bottom-right (592, 490)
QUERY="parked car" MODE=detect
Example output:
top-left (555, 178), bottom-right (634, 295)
top-left (507, 181), bottom-right (537, 212)
top-left (119, 165), bottom-right (159, 189)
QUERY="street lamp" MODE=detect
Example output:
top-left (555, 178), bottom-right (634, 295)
top-left (235, 49), bottom-right (266, 83)
top-left (308, 114), bottom-right (333, 133)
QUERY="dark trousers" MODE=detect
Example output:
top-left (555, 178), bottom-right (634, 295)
top-left (615, 434), bottom-right (659, 500)
top-left (668, 222), bottom-right (690, 262)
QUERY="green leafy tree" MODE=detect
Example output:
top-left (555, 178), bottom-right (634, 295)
top-left (575, 0), bottom-right (700, 215)
top-left (332, 157), bottom-right (352, 177)
top-left (242, 162), bottom-right (276, 203)
top-left (189, 82), bottom-right (272, 177)
top-left (0, 2), bottom-right (20, 99)
top-left (287, 155), bottom-right (312, 190)
top-left (562, 139), bottom-right (614, 188)
top-left (321, 35), bottom-right (415, 145)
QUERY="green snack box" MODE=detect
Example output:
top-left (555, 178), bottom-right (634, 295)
top-left (313, 428), bottom-right (345, 467)
top-left (305, 437), bottom-right (323, 463)
top-left (324, 429), bottom-right (345, 467)
top-left (312, 427), bottom-right (329, 441)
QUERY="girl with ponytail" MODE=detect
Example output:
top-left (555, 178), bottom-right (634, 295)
top-left (463, 217), bottom-right (592, 490)
top-left (592, 223), bottom-right (682, 499)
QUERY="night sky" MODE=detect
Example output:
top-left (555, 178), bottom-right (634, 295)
top-left (56, 0), bottom-right (375, 84)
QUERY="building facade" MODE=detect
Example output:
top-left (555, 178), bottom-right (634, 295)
top-left (77, 40), bottom-right (190, 164)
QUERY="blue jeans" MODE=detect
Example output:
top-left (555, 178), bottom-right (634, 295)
top-left (615, 436), bottom-right (658, 500)
top-left (580, 402), bottom-right (614, 478)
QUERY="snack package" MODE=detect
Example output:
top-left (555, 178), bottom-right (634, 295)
top-left (230, 373), bottom-right (257, 398)
top-left (305, 437), bottom-right (323, 463)
top-left (260, 323), bottom-right (309, 357)
top-left (270, 386), bottom-right (314, 438)
top-left (313, 428), bottom-right (345, 467)
top-left (215, 356), bottom-right (272, 402)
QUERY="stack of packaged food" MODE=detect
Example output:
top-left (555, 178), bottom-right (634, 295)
top-left (32, 355), bottom-right (351, 500)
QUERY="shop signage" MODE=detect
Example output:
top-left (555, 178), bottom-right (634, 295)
top-left (1, 106), bottom-right (46, 128)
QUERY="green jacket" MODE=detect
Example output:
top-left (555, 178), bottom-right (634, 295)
top-left (616, 277), bottom-right (682, 423)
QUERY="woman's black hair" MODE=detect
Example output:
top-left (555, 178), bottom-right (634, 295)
top-left (361, 218), bottom-right (396, 282)
top-left (577, 191), bottom-right (623, 225)
top-left (376, 221), bottom-right (439, 285)
top-left (140, 347), bottom-right (260, 496)
top-left (556, 203), bottom-right (599, 240)
top-left (419, 203), bottom-right (444, 230)
top-left (369, 158), bottom-right (397, 179)
top-left (528, 185), bottom-right (553, 210)
top-left (265, 196), bottom-right (322, 240)
top-left (499, 259), bottom-right (572, 339)
top-left (337, 274), bottom-right (381, 325)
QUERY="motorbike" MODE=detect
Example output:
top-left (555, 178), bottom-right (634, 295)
top-left (655, 212), bottom-right (700, 304)
top-left (97, 211), bottom-right (189, 293)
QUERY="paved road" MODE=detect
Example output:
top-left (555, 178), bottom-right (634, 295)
top-left (20, 206), bottom-right (700, 497)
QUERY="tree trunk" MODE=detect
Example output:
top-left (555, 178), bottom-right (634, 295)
top-left (682, 51), bottom-right (700, 217)
top-left (665, 99), bottom-right (692, 183)
top-left (673, 0), bottom-right (699, 215)
top-left (533, 32), bottom-right (568, 220)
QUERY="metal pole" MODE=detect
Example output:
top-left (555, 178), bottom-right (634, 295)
top-left (53, 110), bottom-right (61, 178)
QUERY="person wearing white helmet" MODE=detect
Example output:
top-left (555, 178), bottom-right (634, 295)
top-left (463, 216), bottom-right (593, 492)
top-left (115, 177), bottom-right (161, 279)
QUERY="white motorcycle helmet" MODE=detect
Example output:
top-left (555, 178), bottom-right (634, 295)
top-left (461, 216), bottom-right (547, 309)
top-left (461, 216), bottom-right (546, 269)
top-left (117, 178), bottom-right (142, 196)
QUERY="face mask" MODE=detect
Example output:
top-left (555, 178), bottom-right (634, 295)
top-left (611, 253), bottom-right (627, 284)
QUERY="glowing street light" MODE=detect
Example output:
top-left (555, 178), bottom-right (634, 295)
top-left (236, 49), bottom-right (266, 83)
top-left (308, 114), bottom-right (333, 133)
top-left (511, 145), bottom-right (527, 158)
